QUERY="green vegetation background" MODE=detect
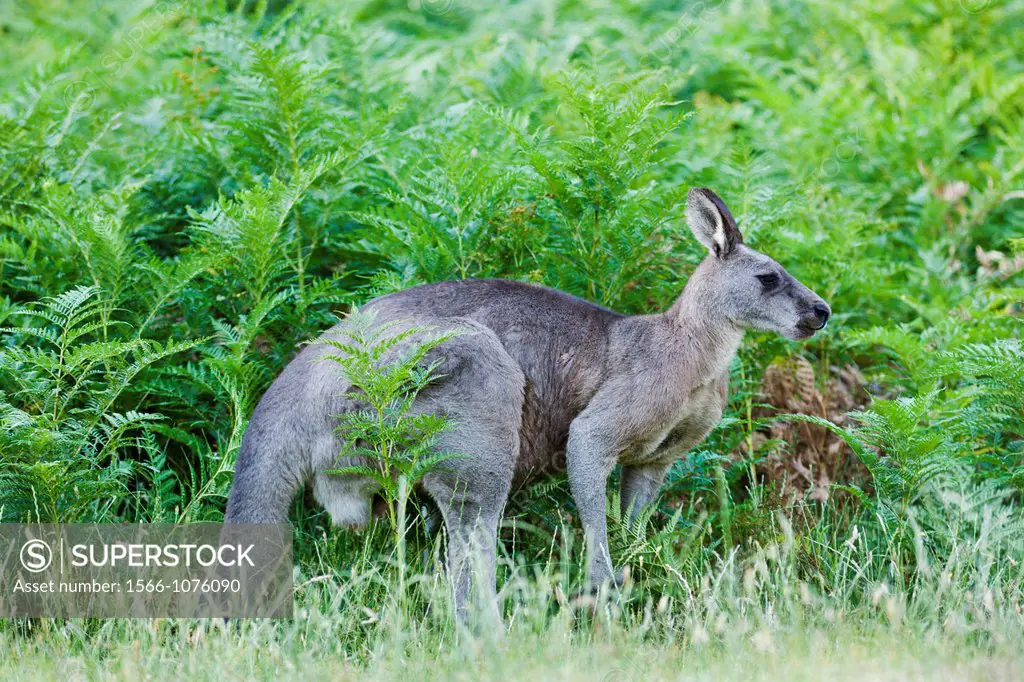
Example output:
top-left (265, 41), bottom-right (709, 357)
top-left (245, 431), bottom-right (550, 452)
top-left (0, 0), bottom-right (1022, 678)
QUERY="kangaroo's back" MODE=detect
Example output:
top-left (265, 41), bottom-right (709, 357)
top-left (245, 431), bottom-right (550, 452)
top-left (366, 279), bottom-right (623, 396)
top-left (366, 278), bottom-right (621, 333)
top-left (366, 279), bottom-right (624, 479)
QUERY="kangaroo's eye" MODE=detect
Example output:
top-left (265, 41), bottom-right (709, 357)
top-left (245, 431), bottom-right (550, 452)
top-left (756, 273), bottom-right (780, 290)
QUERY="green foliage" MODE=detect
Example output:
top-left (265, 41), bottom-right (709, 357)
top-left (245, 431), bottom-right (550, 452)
top-left (0, 0), bottom-right (1022, 666)
top-left (0, 285), bottom-right (202, 521)
top-left (319, 310), bottom-right (463, 611)
top-left (322, 311), bottom-right (462, 533)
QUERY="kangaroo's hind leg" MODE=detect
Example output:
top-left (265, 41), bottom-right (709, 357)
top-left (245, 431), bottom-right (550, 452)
top-left (415, 320), bottom-right (525, 626)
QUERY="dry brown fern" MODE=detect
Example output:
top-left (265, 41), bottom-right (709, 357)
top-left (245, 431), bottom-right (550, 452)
top-left (751, 357), bottom-right (871, 503)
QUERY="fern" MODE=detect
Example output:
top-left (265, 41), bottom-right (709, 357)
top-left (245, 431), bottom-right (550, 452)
top-left (0, 0), bottom-right (1021, 639)
top-left (0, 286), bottom-right (201, 521)
top-left (321, 310), bottom-right (464, 537)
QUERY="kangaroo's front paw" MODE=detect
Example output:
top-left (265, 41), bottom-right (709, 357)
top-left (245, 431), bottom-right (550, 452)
top-left (571, 565), bottom-right (630, 605)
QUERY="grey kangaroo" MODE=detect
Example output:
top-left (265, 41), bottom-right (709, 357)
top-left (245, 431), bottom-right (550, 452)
top-left (225, 188), bottom-right (831, 621)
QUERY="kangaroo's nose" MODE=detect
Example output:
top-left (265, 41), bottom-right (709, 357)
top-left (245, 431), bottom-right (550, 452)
top-left (812, 303), bottom-right (831, 329)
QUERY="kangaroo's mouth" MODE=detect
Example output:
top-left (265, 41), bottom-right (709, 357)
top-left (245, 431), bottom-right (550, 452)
top-left (791, 322), bottom-right (821, 339)
top-left (793, 311), bottom-right (829, 339)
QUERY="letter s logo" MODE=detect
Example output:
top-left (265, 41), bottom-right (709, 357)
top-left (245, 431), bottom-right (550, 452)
top-left (20, 539), bottom-right (53, 573)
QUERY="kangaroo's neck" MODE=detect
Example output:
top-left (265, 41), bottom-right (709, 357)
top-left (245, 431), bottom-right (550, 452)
top-left (663, 267), bottom-right (744, 380)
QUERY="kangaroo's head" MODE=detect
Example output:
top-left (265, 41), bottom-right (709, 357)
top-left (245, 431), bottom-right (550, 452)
top-left (684, 187), bottom-right (830, 340)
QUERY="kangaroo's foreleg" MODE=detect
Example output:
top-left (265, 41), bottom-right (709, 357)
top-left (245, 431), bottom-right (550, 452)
top-left (567, 386), bottom-right (662, 591)
top-left (619, 461), bottom-right (671, 529)
top-left (566, 419), bottom-right (619, 590)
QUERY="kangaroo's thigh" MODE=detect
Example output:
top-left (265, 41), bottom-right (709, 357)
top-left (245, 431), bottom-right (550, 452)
top-left (416, 319), bottom-right (525, 507)
top-left (414, 319), bottom-right (525, 621)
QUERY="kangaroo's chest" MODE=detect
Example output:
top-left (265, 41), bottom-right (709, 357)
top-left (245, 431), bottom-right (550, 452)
top-left (619, 374), bottom-right (728, 467)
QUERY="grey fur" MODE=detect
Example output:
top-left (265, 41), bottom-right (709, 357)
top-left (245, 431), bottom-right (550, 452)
top-left (225, 187), bottom-right (831, 621)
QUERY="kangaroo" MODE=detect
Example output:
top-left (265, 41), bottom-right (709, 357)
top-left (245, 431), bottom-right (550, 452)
top-left (225, 188), bottom-right (831, 621)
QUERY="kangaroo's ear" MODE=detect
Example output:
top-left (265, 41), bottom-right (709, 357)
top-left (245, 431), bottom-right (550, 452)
top-left (686, 187), bottom-right (743, 258)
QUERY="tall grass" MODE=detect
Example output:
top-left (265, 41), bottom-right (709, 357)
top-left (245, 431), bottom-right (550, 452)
top-left (2, 510), bottom-right (1021, 679)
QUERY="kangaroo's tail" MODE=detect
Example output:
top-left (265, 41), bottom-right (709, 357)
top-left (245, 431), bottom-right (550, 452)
top-left (225, 383), bottom-right (312, 524)
top-left (225, 428), bottom-right (301, 523)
